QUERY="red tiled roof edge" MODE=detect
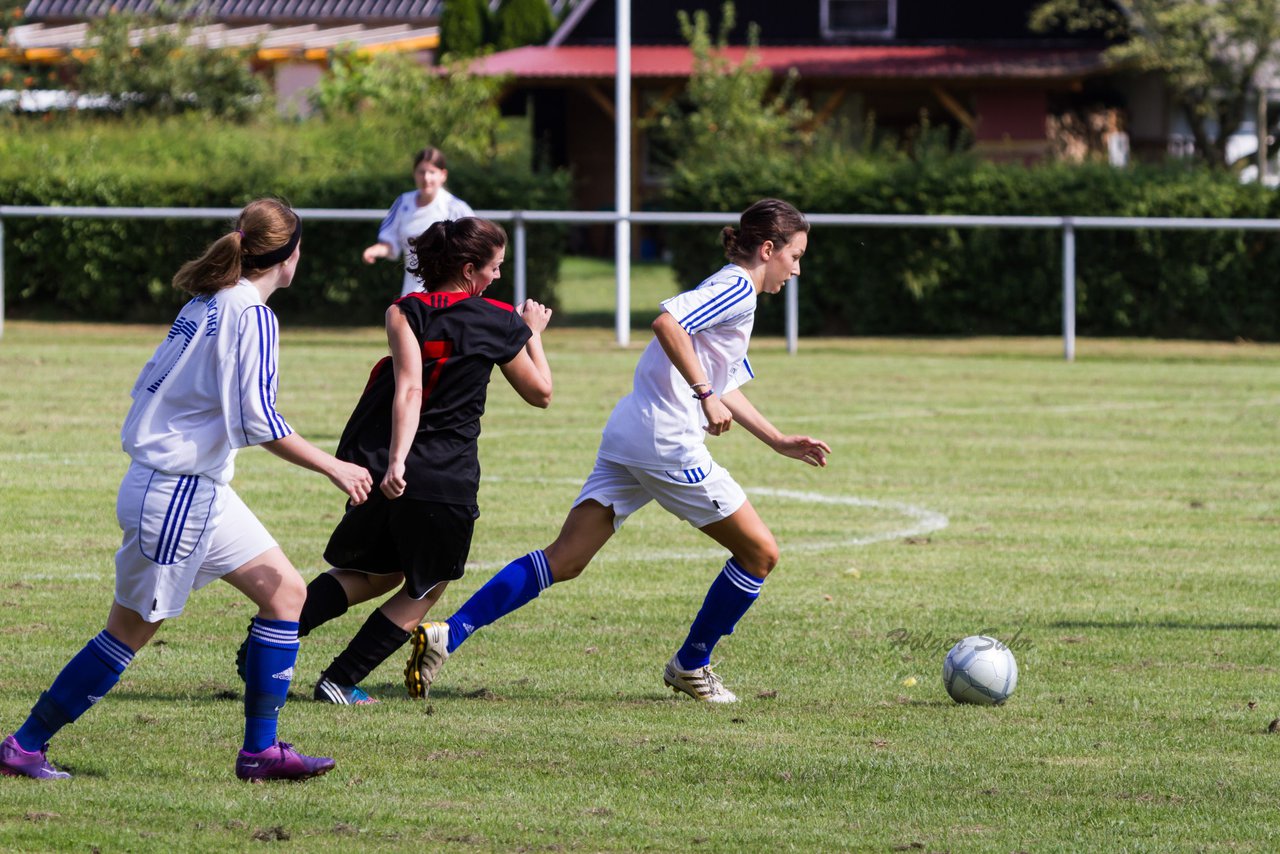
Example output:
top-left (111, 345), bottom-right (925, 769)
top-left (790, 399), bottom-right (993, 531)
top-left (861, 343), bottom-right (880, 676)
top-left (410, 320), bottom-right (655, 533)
top-left (471, 44), bottom-right (1109, 81)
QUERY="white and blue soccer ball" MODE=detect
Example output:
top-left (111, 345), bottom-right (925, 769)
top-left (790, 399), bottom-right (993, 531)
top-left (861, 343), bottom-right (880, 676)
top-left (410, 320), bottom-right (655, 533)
top-left (942, 635), bottom-right (1018, 705)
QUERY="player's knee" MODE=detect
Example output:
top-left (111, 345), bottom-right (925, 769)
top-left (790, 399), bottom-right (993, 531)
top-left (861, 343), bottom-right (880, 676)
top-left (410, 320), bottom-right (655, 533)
top-left (544, 544), bottom-right (589, 582)
top-left (738, 539), bottom-right (779, 578)
top-left (545, 537), bottom-right (593, 583)
top-left (549, 556), bottom-right (588, 582)
top-left (270, 571), bottom-right (308, 619)
top-left (765, 545), bottom-right (780, 575)
top-left (756, 549), bottom-right (780, 578)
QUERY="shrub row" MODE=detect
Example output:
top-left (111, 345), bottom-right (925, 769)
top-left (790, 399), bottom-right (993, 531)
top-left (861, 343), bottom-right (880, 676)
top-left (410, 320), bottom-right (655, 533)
top-left (665, 154), bottom-right (1280, 340)
top-left (0, 116), bottom-right (570, 324)
top-left (7, 117), bottom-right (1280, 340)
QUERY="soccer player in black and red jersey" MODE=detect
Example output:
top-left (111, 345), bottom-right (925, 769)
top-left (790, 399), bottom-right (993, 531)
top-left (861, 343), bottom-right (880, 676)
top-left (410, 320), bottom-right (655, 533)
top-left (260, 217), bottom-right (552, 704)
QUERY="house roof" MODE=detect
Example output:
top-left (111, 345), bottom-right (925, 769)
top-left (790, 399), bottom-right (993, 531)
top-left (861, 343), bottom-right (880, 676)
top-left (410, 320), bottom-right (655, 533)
top-left (21, 0), bottom-right (586, 23)
top-left (6, 1), bottom-right (442, 63)
top-left (22, 1), bottom-right (442, 24)
top-left (471, 44), bottom-right (1108, 82)
top-left (2, 20), bottom-right (440, 63)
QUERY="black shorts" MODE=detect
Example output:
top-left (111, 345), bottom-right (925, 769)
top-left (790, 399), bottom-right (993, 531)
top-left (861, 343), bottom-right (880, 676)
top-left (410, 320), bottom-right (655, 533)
top-left (322, 493), bottom-right (479, 600)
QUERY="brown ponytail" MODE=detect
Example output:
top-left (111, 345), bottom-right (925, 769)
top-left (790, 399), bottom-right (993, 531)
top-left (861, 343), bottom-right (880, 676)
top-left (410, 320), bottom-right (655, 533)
top-left (172, 199), bottom-right (299, 297)
top-left (407, 217), bottom-right (507, 291)
top-left (722, 198), bottom-right (809, 264)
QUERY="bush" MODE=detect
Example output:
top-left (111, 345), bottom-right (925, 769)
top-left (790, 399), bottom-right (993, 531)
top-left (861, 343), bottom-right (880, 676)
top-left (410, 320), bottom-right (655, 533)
top-left (72, 12), bottom-right (270, 121)
top-left (664, 153), bottom-right (1280, 341)
top-left (0, 115), bottom-right (571, 323)
top-left (308, 49), bottom-right (506, 155)
top-left (440, 0), bottom-right (492, 58)
top-left (492, 0), bottom-right (556, 51)
top-left (648, 2), bottom-right (1280, 341)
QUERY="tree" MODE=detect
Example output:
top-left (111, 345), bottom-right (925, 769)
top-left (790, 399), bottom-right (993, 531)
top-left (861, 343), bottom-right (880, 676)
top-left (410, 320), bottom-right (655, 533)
top-left (492, 0), bottom-right (556, 52)
top-left (74, 11), bottom-right (269, 120)
top-left (1032, 0), bottom-right (1280, 168)
top-left (648, 3), bottom-right (812, 171)
top-left (308, 49), bottom-right (507, 158)
top-left (440, 0), bottom-right (491, 58)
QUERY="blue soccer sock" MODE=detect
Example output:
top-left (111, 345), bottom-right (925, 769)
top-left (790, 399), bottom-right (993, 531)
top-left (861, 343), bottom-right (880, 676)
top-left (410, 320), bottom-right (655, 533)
top-left (14, 630), bottom-right (134, 752)
top-left (445, 550), bottom-right (553, 654)
top-left (242, 617), bottom-right (299, 754)
top-left (676, 559), bottom-right (765, 671)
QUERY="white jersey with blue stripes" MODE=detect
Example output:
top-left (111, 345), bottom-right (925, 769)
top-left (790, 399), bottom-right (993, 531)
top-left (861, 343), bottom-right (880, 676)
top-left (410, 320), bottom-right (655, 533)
top-left (599, 264), bottom-right (757, 470)
top-left (377, 188), bottom-right (475, 296)
top-left (120, 279), bottom-right (293, 484)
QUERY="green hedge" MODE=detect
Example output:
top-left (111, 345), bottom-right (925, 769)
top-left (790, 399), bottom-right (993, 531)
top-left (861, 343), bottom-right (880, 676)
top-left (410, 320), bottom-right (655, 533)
top-left (0, 116), bottom-right (570, 323)
top-left (9, 117), bottom-right (1280, 339)
top-left (665, 154), bottom-right (1280, 340)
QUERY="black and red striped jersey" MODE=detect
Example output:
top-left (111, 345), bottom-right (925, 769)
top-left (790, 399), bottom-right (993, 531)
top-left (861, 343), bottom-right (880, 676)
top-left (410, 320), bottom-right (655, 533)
top-left (336, 291), bottom-right (531, 504)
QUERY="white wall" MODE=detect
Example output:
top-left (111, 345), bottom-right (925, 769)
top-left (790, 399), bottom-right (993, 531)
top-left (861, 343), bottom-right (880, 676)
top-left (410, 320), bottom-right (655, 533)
top-left (275, 62), bottom-right (324, 118)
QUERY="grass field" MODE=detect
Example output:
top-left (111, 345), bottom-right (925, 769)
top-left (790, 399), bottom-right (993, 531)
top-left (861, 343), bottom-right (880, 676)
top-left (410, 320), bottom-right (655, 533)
top-left (553, 255), bottom-right (682, 327)
top-left (2, 315), bottom-right (1280, 852)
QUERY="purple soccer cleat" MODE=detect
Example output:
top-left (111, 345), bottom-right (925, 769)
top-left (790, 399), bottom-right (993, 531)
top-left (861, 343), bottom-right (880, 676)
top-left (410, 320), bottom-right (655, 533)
top-left (0, 734), bottom-right (71, 780)
top-left (235, 741), bottom-right (335, 782)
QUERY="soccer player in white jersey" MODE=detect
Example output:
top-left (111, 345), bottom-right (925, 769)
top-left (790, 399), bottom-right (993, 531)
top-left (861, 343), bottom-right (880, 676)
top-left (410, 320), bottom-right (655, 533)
top-left (404, 198), bottom-right (830, 703)
top-left (362, 146), bottom-right (476, 297)
top-left (0, 199), bottom-right (373, 781)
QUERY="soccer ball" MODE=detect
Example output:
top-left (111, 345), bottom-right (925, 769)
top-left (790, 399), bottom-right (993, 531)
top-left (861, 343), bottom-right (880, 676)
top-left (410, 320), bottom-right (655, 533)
top-left (942, 635), bottom-right (1018, 705)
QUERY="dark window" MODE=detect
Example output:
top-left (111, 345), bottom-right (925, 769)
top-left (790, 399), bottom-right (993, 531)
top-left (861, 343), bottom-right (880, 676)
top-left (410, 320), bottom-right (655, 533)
top-left (823, 0), bottom-right (896, 37)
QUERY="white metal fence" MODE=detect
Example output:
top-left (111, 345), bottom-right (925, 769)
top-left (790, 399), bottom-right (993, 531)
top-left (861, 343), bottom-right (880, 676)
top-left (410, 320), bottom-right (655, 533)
top-left (3, 205), bottom-right (1280, 358)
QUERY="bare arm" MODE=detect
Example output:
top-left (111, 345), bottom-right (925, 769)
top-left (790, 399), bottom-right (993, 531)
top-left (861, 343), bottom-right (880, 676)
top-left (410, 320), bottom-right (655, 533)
top-left (381, 304), bottom-right (424, 499)
top-left (362, 242), bottom-right (393, 264)
top-left (261, 433), bottom-right (373, 503)
top-left (499, 299), bottom-right (553, 408)
top-left (651, 311), bottom-right (733, 436)
top-left (720, 388), bottom-right (830, 467)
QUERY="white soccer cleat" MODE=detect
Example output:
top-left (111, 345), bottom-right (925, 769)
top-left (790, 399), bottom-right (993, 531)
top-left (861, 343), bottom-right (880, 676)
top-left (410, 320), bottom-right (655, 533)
top-left (404, 622), bottom-right (450, 700)
top-left (663, 655), bottom-right (738, 704)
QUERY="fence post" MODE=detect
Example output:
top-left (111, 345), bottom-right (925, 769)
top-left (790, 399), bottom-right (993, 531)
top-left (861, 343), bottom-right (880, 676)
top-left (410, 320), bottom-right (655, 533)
top-left (1062, 218), bottom-right (1076, 362)
top-left (514, 212), bottom-right (527, 306)
top-left (785, 275), bottom-right (798, 354)
top-left (614, 0), bottom-right (632, 348)
top-left (0, 217), bottom-right (5, 341)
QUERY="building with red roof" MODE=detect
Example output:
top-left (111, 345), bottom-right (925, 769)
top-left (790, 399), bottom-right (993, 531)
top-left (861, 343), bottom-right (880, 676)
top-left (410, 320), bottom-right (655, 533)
top-left (470, 0), bottom-right (1125, 220)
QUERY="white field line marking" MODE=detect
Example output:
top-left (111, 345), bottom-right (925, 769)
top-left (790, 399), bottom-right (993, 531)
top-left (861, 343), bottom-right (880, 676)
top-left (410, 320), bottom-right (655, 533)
top-left (747, 487), bottom-right (949, 552)
top-left (826, 396), bottom-right (1280, 423)
top-left (23, 572), bottom-right (107, 581)
top-left (485, 395), bottom-right (1280, 436)
top-left (3, 397), bottom-right (1278, 462)
top-left (474, 477), bottom-right (949, 566)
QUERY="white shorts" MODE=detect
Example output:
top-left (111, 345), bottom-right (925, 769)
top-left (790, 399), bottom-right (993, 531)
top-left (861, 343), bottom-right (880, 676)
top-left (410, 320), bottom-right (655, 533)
top-left (114, 461), bottom-right (278, 622)
top-left (573, 456), bottom-right (748, 531)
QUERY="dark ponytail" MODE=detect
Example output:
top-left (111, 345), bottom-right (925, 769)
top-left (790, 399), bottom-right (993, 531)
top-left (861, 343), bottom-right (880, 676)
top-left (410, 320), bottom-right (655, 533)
top-left (172, 199), bottom-right (300, 297)
top-left (407, 217), bottom-right (507, 291)
top-left (722, 198), bottom-right (809, 264)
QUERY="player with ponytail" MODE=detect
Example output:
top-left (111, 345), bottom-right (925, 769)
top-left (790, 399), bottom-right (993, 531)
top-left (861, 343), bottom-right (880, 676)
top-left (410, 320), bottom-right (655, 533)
top-left (404, 198), bottom-right (830, 704)
top-left (171, 200), bottom-right (304, 297)
top-left (243, 216), bottom-right (554, 706)
top-left (1, 199), bottom-right (373, 781)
